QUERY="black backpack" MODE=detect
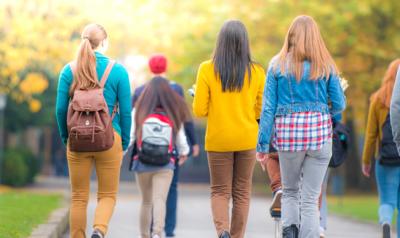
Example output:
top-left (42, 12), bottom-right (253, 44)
top-left (379, 113), bottom-right (400, 166)
top-left (329, 121), bottom-right (350, 168)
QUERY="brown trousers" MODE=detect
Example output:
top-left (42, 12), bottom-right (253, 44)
top-left (265, 154), bottom-right (282, 192)
top-left (207, 149), bottom-right (256, 238)
top-left (67, 132), bottom-right (123, 238)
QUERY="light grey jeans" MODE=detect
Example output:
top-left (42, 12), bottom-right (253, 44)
top-left (278, 140), bottom-right (332, 238)
top-left (320, 169), bottom-right (330, 231)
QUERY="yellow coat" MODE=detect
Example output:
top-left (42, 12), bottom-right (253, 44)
top-left (193, 60), bottom-right (266, 152)
top-left (362, 95), bottom-right (389, 165)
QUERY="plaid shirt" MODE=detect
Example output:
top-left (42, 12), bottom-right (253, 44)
top-left (273, 112), bottom-right (332, 152)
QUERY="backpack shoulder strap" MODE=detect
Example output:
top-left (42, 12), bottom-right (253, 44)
top-left (100, 60), bottom-right (116, 88)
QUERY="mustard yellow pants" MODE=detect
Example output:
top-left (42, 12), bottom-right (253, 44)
top-left (67, 132), bottom-right (123, 238)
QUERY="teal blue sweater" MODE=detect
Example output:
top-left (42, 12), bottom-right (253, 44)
top-left (56, 52), bottom-right (132, 150)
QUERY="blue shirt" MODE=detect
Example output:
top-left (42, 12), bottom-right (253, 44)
top-left (56, 52), bottom-right (132, 150)
top-left (257, 59), bottom-right (346, 153)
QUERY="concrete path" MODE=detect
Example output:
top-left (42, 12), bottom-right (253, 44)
top-left (58, 181), bottom-right (382, 238)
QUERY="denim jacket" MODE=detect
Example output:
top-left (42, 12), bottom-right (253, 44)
top-left (390, 67), bottom-right (400, 154)
top-left (257, 60), bottom-right (346, 153)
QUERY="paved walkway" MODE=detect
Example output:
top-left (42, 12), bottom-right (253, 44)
top-left (51, 179), bottom-right (383, 238)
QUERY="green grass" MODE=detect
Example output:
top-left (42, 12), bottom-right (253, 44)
top-left (0, 192), bottom-right (62, 238)
top-left (328, 195), bottom-right (379, 223)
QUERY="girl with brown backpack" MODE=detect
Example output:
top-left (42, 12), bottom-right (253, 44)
top-left (56, 23), bottom-right (132, 238)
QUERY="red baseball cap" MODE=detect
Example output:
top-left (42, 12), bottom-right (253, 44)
top-left (148, 54), bottom-right (167, 74)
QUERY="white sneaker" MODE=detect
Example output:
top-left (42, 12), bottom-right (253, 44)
top-left (152, 235), bottom-right (161, 238)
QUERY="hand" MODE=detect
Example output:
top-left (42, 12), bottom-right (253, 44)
top-left (178, 155), bottom-right (188, 166)
top-left (339, 77), bottom-right (349, 92)
top-left (362, 164), bottom-right (371, 178)
top-left (269, 152), bottom-right (279, 160)
top-left (192, 144), bottom-right (200, 157)
top-left (256, 152), bottom-right (270, 171)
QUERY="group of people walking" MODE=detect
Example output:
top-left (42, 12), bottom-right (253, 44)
top-left (55, 14), bottom-right (400, 238)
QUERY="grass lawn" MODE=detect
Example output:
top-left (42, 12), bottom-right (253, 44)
top-left (0, 192), bottom-right (62, 238)
top-left (328, 195), bottom-right (379, 223)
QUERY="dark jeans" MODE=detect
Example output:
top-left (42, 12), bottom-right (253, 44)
top-left (165, 161), bottom-right (180, 236)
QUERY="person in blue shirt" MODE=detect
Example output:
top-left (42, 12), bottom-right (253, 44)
top-left (131, 54), bottom-right (199, 237)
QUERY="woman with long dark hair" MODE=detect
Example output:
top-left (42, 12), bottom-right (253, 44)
top-left (257, 16), bottom-right (346, 238)
top-left (193, 20), bottom-right (265, 238)
top-left (129, 77), bottom-right (191, 238)
top-left (56, 23), bottom-right (132, 238)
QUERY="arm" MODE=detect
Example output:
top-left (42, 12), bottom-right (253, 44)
top-left (128, 109), bottom-right (136, 148)
top-left (391, 67), bottom-right (400, 153)
top-left (172, 83), bottom-right (198, 146)
top-left (362, 99), bottom-right (379, 166)
top-left (257, 65), bottom-right (278, 153)
top-left (184, 121), bottom-right (198, 146)
top-left (328, 74), bottom-right (346, 117)
top-left (117, 66), bottom-right (132, 150)
top-left (193, 64), bottom-right (210, 117)
top-left (55, 65), bottom-right (73, 145)
top-left (255, 68), bottom-right (266, 119)
top-left (176, 125), bottom-right (190, 156)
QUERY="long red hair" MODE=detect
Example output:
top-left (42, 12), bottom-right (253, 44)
top-left (275, 15), bottom-right (338, 81)
top-left (373, 59), bottom-right (400, 108)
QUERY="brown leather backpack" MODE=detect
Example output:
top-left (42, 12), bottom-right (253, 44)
top-left (67, 60), bottom-right (117, 152)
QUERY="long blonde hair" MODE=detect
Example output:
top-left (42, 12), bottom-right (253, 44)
top-left (276, 15), bottom-right (338, 81)
top-left (372, 59), bottom-right (400, 108)
top-left (70, 23), bottom-right (107, 95)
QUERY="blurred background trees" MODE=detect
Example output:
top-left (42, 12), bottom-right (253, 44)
top-left (0, 0), bottom-right (399, 188)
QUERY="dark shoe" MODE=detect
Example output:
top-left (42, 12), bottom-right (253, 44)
top-left (91, 229), bottom-right (104, 238)
top-left (219, 231), bottom-right (231, 238)
top-left (383, 223), bottom-right (391, 238)
top-left (282, 224), bottom-right (299, 238)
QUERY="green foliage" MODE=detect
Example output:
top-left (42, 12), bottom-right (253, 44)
top-left (1, 150), bottom-right (28, 187)
top-left (0, 147), bottom-right (40, 186)
top-left (0, 192), bottom-right (62, 238)
top-left (328, 195), bottom-right (379, 222)
top-left (0, 0), bottom-right (399, 133)
top-left (19, 148), bottom-right (41, 184)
